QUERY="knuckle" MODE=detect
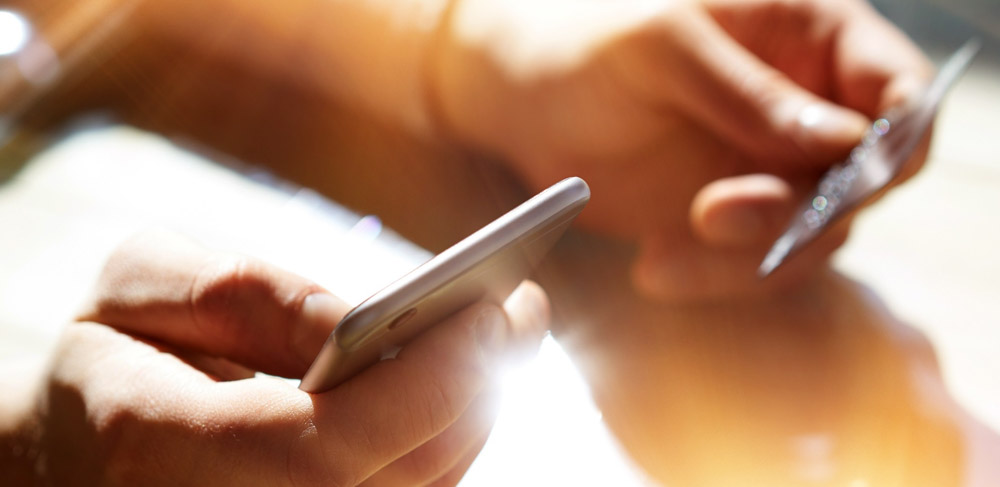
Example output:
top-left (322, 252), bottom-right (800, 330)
top-left (189, 254), bottom-right (271, 340)
top-left (189, 253), bottom-right (323, 346)
top-left (192, 254), bottom-right (261, 304)
top-left (80, 235), bottom-right (159, 322)
top-left (79, 229), bottom-right (193, 323)
top-left (741, 67), bottom-right (790, 114)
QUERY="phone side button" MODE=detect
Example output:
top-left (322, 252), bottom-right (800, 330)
top-left (389, 307), bottom-right (418, 330)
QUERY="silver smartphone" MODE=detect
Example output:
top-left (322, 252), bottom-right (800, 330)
top-left (299, 177), bottom-right (590, 393)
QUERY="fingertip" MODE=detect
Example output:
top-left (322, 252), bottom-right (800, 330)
top-left (779, 92), bottom-right (871, 167)
top-left (502, 281), bottom-right (551, 362)
top-left (880, 73), bottom-right (930, 113)
top-left (504, 281), bottom-right (550, 335)
top-left (798, 101), bottom-right (869, 145)
top-left (472, 304), bottom-right (509, 370)
top-left (294, 292), bottom-right (352, 368)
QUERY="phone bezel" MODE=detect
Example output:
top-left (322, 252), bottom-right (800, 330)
top-left (299, 177), bottom-right (589, 393)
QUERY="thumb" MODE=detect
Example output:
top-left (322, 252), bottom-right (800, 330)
top-left (652, 7), bottom-right (869, 167)
top-left (689, 173), bottom-right (795, 248)
top-left (77, 230), bottom-right (351, 378)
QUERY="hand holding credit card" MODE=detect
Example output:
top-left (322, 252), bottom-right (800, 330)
top-left (759, 39), bottom-right (982, 278)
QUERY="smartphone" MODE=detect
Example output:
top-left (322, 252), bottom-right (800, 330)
top-left (299, 177), bottom-right (590, 393)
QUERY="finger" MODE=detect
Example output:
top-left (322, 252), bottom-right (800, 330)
top-left (78, 229), bottom-right (350, 378)
top-left (830, 2), bottom-right (934, 187)
top-left (299, 293), bottom-right (545, 485)
top-left (690, 121), bottom-right (931, 251)
top-left (60, 317), bottom-right (494, 487)
top-left (831, 2), bottom-right (935, 117)
top-left (359, 387), bottom-right (501, 486)
top-left (635, 6), bottom-right (869, 167)
top-left (426, 434), bottom-right (491, 487)
top-left (501, 281), bottom-right (550, 364)
top-left (632, 221), bottom-right (851, 302)
top-left (170, 350), bottom-right (257, 381)
top-left (690, 174), bottom-right (796, 247)
top-left (702, 0), bottom-right (842, 96)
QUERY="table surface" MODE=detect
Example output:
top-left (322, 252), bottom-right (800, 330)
top-left (1, 60), bottom-right (998, 487)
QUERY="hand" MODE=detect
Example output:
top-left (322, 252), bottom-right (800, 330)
top-left (3, 231), bottom-right (548, 486)
top-left (432, 0), bottom-right (933, 301)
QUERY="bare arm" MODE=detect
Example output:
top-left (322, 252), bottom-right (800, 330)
top-left (4, 0), bottom-right (932, 299)
top-left (3, 0), bottom-right (459, 140)
top-left (141, 0), bottom-right (450, 135)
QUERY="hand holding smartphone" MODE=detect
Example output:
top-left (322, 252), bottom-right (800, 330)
top-left (299, 177), bottom-right (590, 393)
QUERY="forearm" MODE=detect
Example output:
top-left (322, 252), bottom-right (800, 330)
top-left (0, 357), bottom-right (44, 485)
top-left (3, 0), bottom-right (454, 143)
top-left (146, 0), bottom-right (451, 135)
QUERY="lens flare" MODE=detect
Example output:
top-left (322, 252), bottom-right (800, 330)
top-left (0, 10), bottom-right (30, 56)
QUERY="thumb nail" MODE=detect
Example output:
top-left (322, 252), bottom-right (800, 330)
top-left (295, 293), bottom-right (346, 366)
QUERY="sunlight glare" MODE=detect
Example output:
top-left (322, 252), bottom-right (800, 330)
top-left (0, 11), bottom-right (29, 56)
top-left (459, 334), bottom-right (651, 486)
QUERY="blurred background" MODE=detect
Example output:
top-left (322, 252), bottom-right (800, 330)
top-left (0, 0), bottom-right (997, 485)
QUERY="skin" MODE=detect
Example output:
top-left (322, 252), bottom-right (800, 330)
top-left (431, 0), bottom-right (934, 301)
top-left (0, 231), bottom-right (549, 486)
top-left (0, 0), bottom-right (945, 484)
top-left (4, 0), bottom-right (931, 302)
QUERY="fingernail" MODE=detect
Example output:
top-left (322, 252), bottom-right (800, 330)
top-left (295, 293), bottom-right (344, 366)
top-left (507, 284), bottom-right (550, 332)
top-left (883, 74), bottom-right (928, 110)
top-left (473, 307), bottom-right (507, 369)
top-left (796, 103), bottom-right (868, 148)
top-left (505, 284), bottom-right (550, 363)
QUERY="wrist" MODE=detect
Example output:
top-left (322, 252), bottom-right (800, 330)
top-left (421, 0), bottom-right (465, 142)
top-left (424, 0), bottom-right (521, 154)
